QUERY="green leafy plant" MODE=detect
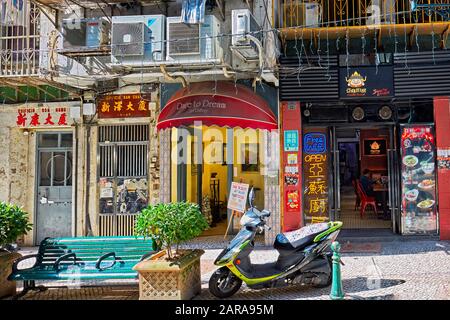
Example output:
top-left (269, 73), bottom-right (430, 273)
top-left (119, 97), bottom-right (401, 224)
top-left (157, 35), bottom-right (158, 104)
top-left (134, 202), bottom-right (209, 259)
top-left (0, 202), bottom-right (32, 251)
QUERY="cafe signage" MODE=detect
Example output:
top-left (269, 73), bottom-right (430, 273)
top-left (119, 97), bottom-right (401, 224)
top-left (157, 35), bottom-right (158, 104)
top-left (97, 94), bottom-right (150, 118)
top-left (339, 66), bottom-right (394, 99)
top-left (227, 182), bottom-right (250, 213)
top-left (15, 103), bottom-right (77, 128)
top-left (303, 128), bottom-right (330, 224)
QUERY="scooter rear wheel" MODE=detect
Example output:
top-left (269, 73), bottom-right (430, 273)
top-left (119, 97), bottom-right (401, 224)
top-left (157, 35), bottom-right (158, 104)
top-left (209, 267), bottom-right (242, 298)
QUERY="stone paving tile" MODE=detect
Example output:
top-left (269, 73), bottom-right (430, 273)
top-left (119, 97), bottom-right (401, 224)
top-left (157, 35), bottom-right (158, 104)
top-left (5, 239), bottom-right (450, 300)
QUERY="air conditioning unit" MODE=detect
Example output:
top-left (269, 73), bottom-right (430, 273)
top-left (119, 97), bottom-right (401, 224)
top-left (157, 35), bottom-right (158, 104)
top-left (283, 1), bottom-right (321, 28)
top-left (111, 15), bottom-right (165, 66)
top-left (231, 9), bottom-right (262, 67)
top-left (166, 15), bottom-right (223, 65)
top-left (62, 18), bottom-right (110, 49)
top-left (231, 9), bottom-right (261, 46)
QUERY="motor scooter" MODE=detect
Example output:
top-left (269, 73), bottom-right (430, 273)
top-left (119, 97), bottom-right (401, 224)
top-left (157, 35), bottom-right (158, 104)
top-left (209, 188), bottom-right (343, 298)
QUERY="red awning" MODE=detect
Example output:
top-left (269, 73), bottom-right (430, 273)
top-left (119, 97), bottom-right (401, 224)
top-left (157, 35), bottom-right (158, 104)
top-left (157, 82), bottom-right (278, 130)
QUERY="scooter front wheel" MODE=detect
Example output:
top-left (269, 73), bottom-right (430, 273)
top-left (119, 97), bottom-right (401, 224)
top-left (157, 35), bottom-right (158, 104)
top-left (209, 267), bottom-right (242, 298)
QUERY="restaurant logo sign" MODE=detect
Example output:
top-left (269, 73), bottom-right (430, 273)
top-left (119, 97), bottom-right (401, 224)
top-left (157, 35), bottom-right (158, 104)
top-left (97, 94), bottom-right (150, 118)
top-left (339, 66), bottom-right (394, 99)
top-left (15, 103), bottom-right (76, 128)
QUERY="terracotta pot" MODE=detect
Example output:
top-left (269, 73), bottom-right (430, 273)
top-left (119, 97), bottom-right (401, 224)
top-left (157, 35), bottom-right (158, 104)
top-left (133, 249), bottom-right (204, 300)
top-left (0, 251), bottom-right (21, 299)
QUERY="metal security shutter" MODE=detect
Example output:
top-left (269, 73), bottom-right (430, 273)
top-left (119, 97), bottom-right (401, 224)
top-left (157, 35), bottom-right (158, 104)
top-left (394, 51), bottom-right (450, 97)
top-left (98, 124), bottom-right (149, 236)
top-left (279, 55), bottom-right (339, 101)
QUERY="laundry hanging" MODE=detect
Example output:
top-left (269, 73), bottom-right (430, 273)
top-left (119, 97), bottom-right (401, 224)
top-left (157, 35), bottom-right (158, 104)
top-left (181, 0), bottom-right (206, 24)
top-left (0, 0), bottom-right (27, 26)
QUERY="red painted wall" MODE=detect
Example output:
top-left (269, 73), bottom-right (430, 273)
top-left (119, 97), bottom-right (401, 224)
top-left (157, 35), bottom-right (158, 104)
top-left (434, 96), bottom-right (450, 240)
top-left (281, 101), bottom-right (302, 231)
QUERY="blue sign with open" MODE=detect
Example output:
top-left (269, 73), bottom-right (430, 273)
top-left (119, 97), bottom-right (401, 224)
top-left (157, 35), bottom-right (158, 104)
top-left (303, 133), bottom-right (327, 154)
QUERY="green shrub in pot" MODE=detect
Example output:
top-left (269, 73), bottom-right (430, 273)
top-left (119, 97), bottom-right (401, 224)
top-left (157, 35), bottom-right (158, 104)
top-left (0, 202), bottom-right (32, 298)
top-left (0, 202), bottom-right (32, 251)
top-left (134, 202), bottom-right (209, 260)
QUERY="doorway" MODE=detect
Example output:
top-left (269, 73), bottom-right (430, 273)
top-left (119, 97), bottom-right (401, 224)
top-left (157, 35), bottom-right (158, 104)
top-left (330, 125), bottom-right (399, 232)
top-left (36, 132), bottom-right (73, 244)
top-left (173, 126), bottom-right (266, 236)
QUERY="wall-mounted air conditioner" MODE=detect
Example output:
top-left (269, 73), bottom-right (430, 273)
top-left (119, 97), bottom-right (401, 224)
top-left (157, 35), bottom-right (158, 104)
top-left (166, 15), bottom-right (223, 65)
top-left (62, 18), bottom-right (110, 50)
top-left (231, 9), bottom-right (261, 46)
top-left (111, 15), bottom-right (165, 66)
top-left (231, 9), bottom-right (262, 64)
top-left (283, 1), bottom-right (321, 28)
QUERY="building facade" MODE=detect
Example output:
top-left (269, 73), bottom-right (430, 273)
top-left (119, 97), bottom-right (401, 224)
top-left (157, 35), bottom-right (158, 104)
top-left (0, 0), bottom-right (282, 245)
top-left (277, 0), bottom-right (450, 240)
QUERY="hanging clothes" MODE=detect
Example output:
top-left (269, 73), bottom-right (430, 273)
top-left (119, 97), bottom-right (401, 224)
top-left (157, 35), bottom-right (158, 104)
top-left (0, 0), bottom-right (27, 26)
top-left (181, 0), bottom-right (206, 24)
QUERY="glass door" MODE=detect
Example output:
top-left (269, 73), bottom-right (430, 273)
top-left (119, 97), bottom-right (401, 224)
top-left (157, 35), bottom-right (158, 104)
top-left (388, 125), bottom-right (400, 233)
top-left (330, 126), bottom-right (340, 221)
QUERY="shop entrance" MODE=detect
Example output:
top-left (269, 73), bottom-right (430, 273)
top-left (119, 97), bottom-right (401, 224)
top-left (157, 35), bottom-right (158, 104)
top-left (173, 125), bottom-right (267, 236)
top-left (330, 125), bottom-right (399, 232)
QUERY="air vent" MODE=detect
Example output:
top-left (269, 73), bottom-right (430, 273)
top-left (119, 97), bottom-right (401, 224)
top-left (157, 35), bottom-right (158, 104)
top-left (62, 20), bottom-right (87, 47)
top-left (112, 22), bottom-right (145, 56)
top-left (168, 23), bottom-right (200, 55)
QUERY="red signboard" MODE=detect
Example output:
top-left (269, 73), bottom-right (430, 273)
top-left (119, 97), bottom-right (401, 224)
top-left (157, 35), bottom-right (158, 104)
top-left (97, 94), bottom-right (150, 118)
top-left (157, 82), bottom-right (277, 130)
top-left (281, 101), bottom-right (302, 232)
top-left (15, 104), bottom-right (74, 128)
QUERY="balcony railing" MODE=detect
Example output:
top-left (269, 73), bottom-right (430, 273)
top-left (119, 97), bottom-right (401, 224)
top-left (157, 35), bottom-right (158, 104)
top-left (279, 0), bottom-right (449, 29)
top-left (0, 3), bottom-right (40, 77)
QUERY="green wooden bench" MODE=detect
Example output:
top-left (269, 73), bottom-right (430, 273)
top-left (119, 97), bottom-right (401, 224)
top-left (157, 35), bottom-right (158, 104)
top-left (8, 236), bottom-right (157, 298)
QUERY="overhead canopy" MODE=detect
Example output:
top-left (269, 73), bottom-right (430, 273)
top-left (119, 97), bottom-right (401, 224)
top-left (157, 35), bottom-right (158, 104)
top-left (157, 81), bottom-right (278, 130)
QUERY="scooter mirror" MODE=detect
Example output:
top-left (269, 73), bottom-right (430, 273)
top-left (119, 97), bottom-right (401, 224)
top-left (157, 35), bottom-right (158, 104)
top-left (248, 188), bottom-right (255, 208)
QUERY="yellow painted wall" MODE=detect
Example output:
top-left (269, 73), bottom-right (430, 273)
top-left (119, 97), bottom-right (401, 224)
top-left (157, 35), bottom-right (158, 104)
top-left (233, 128), bottom-right (265, 209)
top-left (171, 126), bottom-right (265, 209)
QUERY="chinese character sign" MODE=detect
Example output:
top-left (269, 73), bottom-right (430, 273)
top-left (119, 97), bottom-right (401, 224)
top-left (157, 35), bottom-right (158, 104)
top-left (97, 94), bottom-right (150, 118)
top-left (303, 129), bottom-right (329, 224)
top-left (16, 105), bottom-right (73, 128)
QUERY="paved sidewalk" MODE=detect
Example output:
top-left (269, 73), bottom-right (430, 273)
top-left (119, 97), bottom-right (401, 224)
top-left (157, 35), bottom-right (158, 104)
top-left (3, 237), bottom-right (450, 300)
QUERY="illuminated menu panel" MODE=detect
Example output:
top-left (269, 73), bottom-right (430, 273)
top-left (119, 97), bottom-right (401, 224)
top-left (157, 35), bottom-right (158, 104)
top-left (303, 128), bottom-right (330, 224)
top-left (400, 125), bottom-right (438, 234)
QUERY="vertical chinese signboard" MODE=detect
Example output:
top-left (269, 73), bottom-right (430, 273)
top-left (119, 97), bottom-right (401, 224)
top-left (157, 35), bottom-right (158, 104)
top-left (281, 101), bottom-right (302, 232)
top-left (303, 128), bottom-right (330, 224)
top-left (97, 94), bottom-right (150, 118)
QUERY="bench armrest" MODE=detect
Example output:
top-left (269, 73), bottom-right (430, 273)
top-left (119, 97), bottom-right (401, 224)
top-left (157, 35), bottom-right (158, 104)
top-left (53, 253), bottom-right (77, 271)
top-left (11, 254), bottom-right (40, 274)
top-left (95, 252), bottom-right (117, 271)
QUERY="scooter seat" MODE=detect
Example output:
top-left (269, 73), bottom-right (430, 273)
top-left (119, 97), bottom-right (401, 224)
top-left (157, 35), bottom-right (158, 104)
top-left (274, 223), bottom-right (330, 251)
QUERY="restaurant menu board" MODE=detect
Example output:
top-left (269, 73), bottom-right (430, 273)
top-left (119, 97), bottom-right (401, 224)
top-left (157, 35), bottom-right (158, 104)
top-left (400, 125), bottom-right (437, 234)
top-left (302, 128), bottom-right (330, 224)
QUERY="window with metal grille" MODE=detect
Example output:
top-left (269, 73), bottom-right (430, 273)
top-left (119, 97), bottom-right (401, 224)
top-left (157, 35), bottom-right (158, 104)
top-left (98, 124), bottom-right (149, 215)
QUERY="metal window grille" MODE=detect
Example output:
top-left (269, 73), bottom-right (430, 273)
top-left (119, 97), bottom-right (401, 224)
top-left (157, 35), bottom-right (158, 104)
top-left (98, 124), bottom-right (149, 236)
top-left (0, 2), bottom-right (40, 77)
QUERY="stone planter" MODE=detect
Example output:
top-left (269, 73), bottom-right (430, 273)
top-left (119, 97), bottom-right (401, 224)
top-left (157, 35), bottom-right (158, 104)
top-left (133, 249), bottom-right (204, 300)
top-left (0, 251), bottom-right (21, 299)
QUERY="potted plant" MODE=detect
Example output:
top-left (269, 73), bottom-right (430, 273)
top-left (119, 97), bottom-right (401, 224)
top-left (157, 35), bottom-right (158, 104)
top-left (133, 202), bottom-right (209, 300)
top-left (0, 202), bottom-right (32, 298)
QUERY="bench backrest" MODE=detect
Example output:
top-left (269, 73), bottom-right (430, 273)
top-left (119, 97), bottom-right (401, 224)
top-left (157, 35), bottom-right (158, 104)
top-left (37, 236), bottom-right (156, 269)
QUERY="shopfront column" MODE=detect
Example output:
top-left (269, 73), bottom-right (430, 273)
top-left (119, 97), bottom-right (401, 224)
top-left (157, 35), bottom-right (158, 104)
top-left (434, 96), bottom-right (450, 240)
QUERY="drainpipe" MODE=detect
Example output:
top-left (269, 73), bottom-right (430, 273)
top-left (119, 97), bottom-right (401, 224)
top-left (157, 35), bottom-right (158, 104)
top-left (160, 65), bottom-right (188, 88)
top-left (244, 34), bottom-right (264, 89)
